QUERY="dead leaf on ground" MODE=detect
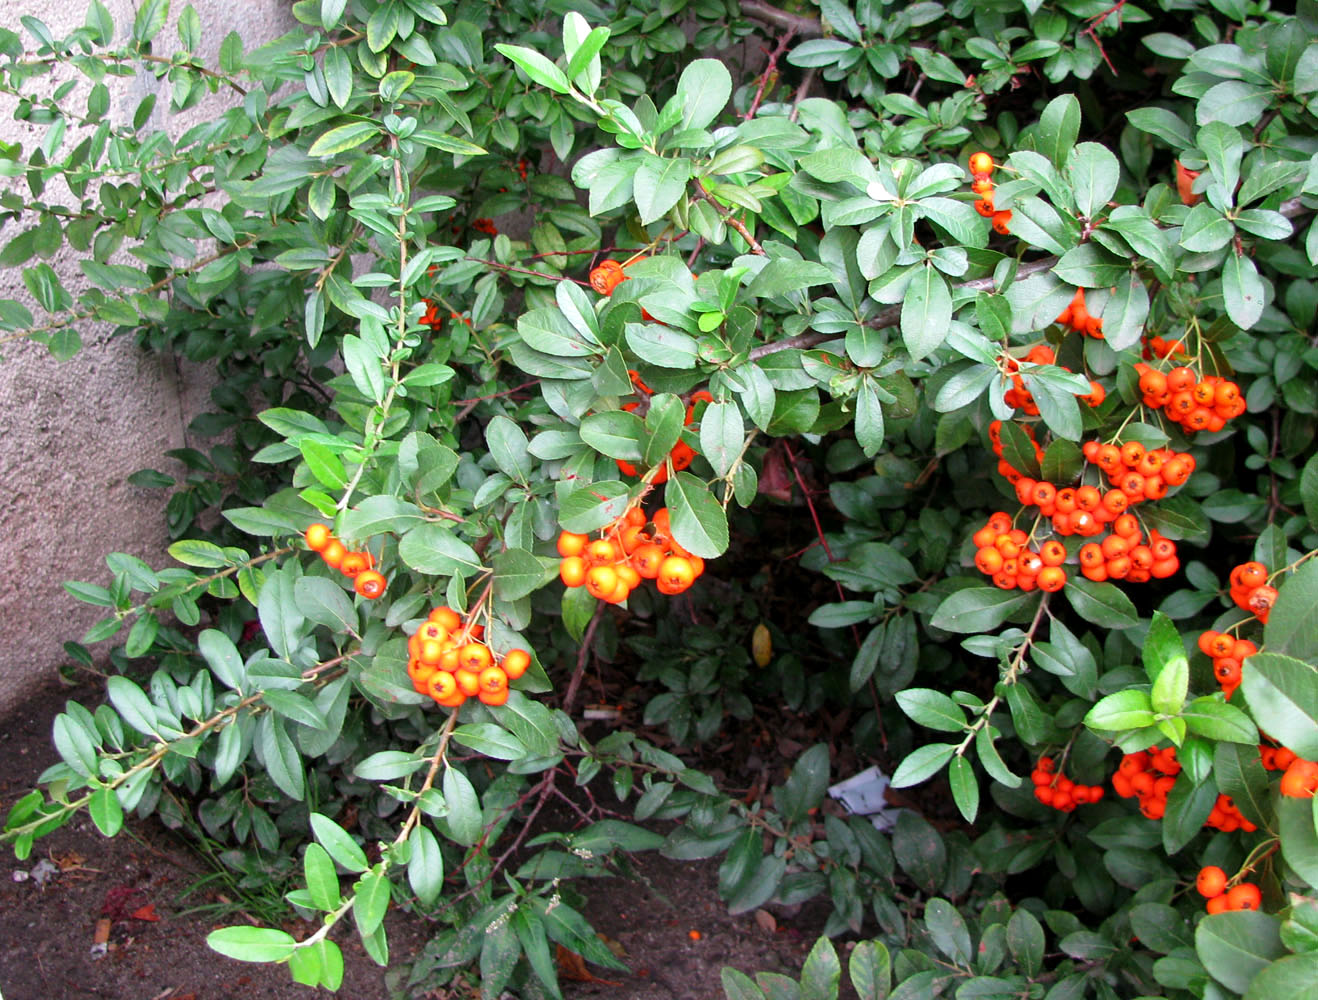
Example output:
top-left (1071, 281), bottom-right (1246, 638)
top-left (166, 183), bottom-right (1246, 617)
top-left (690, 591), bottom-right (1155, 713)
top-left (754, 908), bottom-right (777, 934)
top-left (555, 944), bottom-right (621, 986)
top-left (130, 903), bottom-right (161, 922)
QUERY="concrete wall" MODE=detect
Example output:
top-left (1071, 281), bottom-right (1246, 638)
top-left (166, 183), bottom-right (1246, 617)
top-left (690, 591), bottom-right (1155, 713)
top-left (0, 1), bottom-right (295, 711)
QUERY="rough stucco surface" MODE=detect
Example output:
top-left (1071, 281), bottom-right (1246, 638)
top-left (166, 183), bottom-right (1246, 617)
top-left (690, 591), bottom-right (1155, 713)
top-left (0, 1), bottom-right (294, 712)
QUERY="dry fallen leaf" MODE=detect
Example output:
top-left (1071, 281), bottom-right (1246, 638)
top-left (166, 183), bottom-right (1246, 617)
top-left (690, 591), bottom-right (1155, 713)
top-left (555, 944), bottom-right (621, 986)
top-left (754, 908), bottom-right (777, 934)
top-left (130, 903), bottom-right (161, 922)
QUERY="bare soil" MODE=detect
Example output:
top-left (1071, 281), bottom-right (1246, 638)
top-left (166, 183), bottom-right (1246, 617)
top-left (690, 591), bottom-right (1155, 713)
top-left (0, 681), bottom-right (828, 1000)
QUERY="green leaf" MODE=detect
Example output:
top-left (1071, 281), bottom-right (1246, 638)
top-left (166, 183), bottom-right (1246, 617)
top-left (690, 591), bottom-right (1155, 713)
top-left (1069, 142), bottom-right (1119, 219)
top-left (891, 743), bottom-right (956, 787)
top-left (895, 689), bottom-right (966, 733)
top-left (1213, 741), bottom-right (1270, 827)
top-left (132, 0), bottom-right (168, 43)
top-left (699, 401), bottom-right (743, 478)
top-left (1162, 775), bottom-right (1218, 854)
top-left (310, 812), bottom-right (369, 873)
top-left (1036, 94), bottom-right (1081, 167)
top-left (303, 843), bottom-right (341, 911)
top-left (901, 264), bottom-right (951, 361)
top-left (494, 43), bottom-right (570, 94)
top-left (441, 767), bottom-right (482, 846)
top-left (1242, 652), bottom-right (1318, 760)
top-left (1064, 577), bottom-right (1140, 629)
top-left (1244, 954), bottom-right (1318, 1000)
top-left (453, 723), bottom-right (528, 761)
top-left (1181, 697), bottom-right (1259, 744)
top-left (408, 825), bottom-right (445, 905)
top-left (207, 927), bottom-right (297, 964)
top-left (486, 415), bottom-right (533, 482)
top-left (308, 121), bottom-right (381, 157)
top-left (399, 523), bottom-right (484, 577)
top-left (354, 751), bottom-right (426, 782)
top-left (676, 59), bottom-right (731, 131)
top-left (634, 156), bottom-right (691, 225)
top-left (1195, 912), bottom-right (1285, 994)
top-left (800, 935), bottom-right (841, 1000)
top-left (580, 410), bottom-right (645, 462)
top-left (107, 676), bottom-right (159, 737)
top-left (492, 548), bottom-right (549, 602)
top-left (746, 259), bottom-right (835, 299)
top-left (930, 588), bottom-right (1034, 633)
top-left (1085, 690), bottom-right (1156, 731)
top-left (848, 939), bottom-right (890, 1000)
top-left (1007, 909), bottom-right (1045, 978)
top-left (89, 785), bottom-right (124, 837)
top-left (1264, 557), bottom-right (1318, 661)
top-left (664, 471), bottom-right (729, 558)
top-left (1222, 252), bottom-right (1265, 329)
top-left (353, 868), bottom-right (390, 939)
top-left (1278, 796), bottom-right (1318, 888)
top-left (947, 756), bottom-right (979, 823)
top-left (259, 715), bottom-right (305, 800)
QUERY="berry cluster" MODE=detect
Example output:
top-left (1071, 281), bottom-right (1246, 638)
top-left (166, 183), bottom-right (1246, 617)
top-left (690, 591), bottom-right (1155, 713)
top-left (1197, 630), bottom-right (1258, 699)
top-left (558, 507), bottom-right (705, 602)
top-left (1228, 561), bottom-right (1277, 624)
top-left (517, 157), bottom-right (529, 182)
top-left (967, 152), bottom-right (1012, 235)
top-left (1260, 744), bottom-right (1318, 797)
top-left (589, 259), bottom-right (628, 296)
top-left (305, 523), bottom-right (387, 599)
top-left (1084, 439), bottom-right (1195, 499)
top-left (1075, 516), bottom-right (1179, 583)
top-left (1135, 364), bottom-right (1245, 433)
top-left (988, 420), bottom-right (1044, 484)
top-left (1145, 335), bottom-right (1187, 360)
top-left (616, 380), bottom-right (711, 484)
top-left (1000, 345), bottom-right (1104, 415)
top-left (472, 217), bottom-right (498, 236)
top-left (1204, 792), bottom-right (1256, 833)
top-left (1055, 288), bottom-right (1103, 338)
top-left (1196, 866), bottom-right (1260, 914)
top-left (1031, 756), bottom-right (1104, 811)
top-left (420, 300), bottom-right (471, 333)
top-left (970, 512), bottom-right (1067, 592)
top-left (405, 605), bottom-right (529, 709)
top-left (1111, 747), bottom-right (1181, 819)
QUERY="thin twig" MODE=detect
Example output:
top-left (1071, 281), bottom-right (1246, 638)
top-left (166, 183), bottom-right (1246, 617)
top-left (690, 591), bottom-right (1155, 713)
top-left (563, 602), bottom-right (606, 716)
top-left (740, 0), bottom-right (823, 37)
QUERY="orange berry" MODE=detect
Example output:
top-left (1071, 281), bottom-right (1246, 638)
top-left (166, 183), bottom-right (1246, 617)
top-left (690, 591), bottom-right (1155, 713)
top-left (1205, 895), bottom-right (1229, 915)
top-left (560, 556), bottom-right (588, 587)
top-left (320, 539), bottom-right (347, 569)
top-left (340, 551), bottom-right (371, 578)
top-left (1037, 566), bottom-right (1066, 592)
top-left (1038, 540), bottom-right (1066, 566)
top-left (305, 523), bottom-right (333, 551)
top-left (1196, 869), bottom-right (1223, 901)
top-left (459, 642), bottom-right (493, 673)
top-left (478, 665), bottom-right (508, 695)
top-left (633, 543), bottom-right (666, 579)
top-left (454, 668), bottom-right (482, 697)
top-left (586, 565), bottom-right (619, 600)
top-left (1238, 562), bottom-right (1269, 589)
top-left (427, 671), bottom-right (464, 707)
top-left (501, 649), bottom-right (531, 680)
top-left (354, 570), bottom-right (387, 599)
top-left (557, 531), bottom-right (588, 557)
top-left (976, 547), bottom-right (1005, 575)
top-left (658, 556), bottom-right (696, 594)
top-left (586, 539), bottom-right (618, 566)
top-left (1224, 884), bottom-right (1261, 911)
top-left (429, 606), bottom-right (461, 631)
top-left (968, 152), bottom-right (994, 175)
top-left (589, 260), bottom-right (627, 295)
top-left (1281, 759), bottom-right (1318, 798)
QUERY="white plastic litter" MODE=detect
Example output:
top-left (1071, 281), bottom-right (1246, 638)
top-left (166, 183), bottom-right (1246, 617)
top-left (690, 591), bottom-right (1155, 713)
top-left (828, 766), bottom-right (905, 832)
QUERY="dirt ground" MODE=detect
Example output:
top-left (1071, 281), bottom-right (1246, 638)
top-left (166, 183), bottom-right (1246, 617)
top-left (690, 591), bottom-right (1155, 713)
top-left (0, 681), bottom-right (828, 1000)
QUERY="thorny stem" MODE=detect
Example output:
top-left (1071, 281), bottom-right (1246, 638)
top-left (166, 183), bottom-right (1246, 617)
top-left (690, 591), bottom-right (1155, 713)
top-left (694, 181), bottom-right (766, 256)
top-left (956, 594), bottom-right (1051, 756)
top-left (744, 29), bottom-right (797, 121)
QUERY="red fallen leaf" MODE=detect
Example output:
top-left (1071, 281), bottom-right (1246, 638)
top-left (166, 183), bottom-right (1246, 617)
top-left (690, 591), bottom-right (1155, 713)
top-left (130, 903), bottom-right (160, 922)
